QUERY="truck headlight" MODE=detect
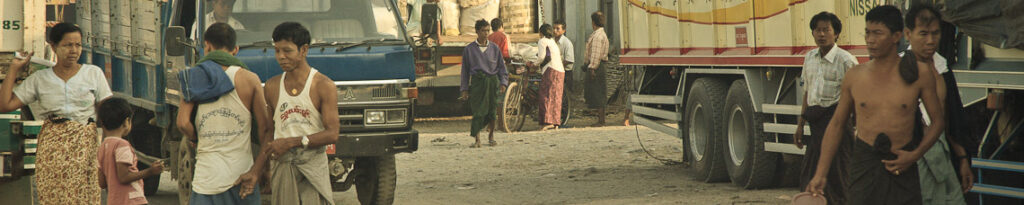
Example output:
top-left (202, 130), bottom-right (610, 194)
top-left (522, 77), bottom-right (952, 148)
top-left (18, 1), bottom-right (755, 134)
top-left (365, 110), bottom-right (386, 124)
top-left (386, 109), bottom-right (407, 123)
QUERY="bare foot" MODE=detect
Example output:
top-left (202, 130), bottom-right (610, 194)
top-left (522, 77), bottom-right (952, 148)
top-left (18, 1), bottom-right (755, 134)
top-left (488, 140), bottom-right (498, 146)
top-left (540, 125), bottom-right (556, 131)
top-left (470, 142), bottom-right (482, 148)
top-left (623, 119), bottom-right (631, 126)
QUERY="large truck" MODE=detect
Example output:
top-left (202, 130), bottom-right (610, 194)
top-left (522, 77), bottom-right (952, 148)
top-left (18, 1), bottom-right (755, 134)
top-left (71, 0), bottom-right (419, 204)
top-left (620, 0), bottom-right (1023, 202)
top-left (620, 0), bottom-right (874, 189)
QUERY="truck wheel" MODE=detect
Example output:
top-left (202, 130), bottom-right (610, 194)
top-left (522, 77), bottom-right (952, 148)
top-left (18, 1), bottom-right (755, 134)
top-left (176, 142), bottom-right (195, 205)
top-left (722, 80), bottom-right (778, 189)
top-left (128, 108), bottom-right (163, 195)
top-left (355, 155), bottom-right (396, 205)
top-left (682, 77), bottom-right (729, 182)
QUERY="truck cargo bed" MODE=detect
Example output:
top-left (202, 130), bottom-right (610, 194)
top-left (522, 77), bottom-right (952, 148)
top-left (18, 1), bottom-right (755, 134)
top-left (440, 33), bottom-right (540, 44)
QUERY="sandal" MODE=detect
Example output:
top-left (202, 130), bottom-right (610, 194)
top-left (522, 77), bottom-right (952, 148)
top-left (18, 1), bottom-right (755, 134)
top-left (488, 140), bottom-right (498, 146)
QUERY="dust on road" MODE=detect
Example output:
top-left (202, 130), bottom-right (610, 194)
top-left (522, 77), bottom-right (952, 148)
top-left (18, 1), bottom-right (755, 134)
top-left (134, 114), bottom-right (799, 205)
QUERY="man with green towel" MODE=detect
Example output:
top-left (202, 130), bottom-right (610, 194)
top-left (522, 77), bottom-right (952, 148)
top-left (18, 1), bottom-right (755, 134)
top-left (459, 19), bottom-right (508, 148)
top-left (176, 22), bottom-right (273, 204)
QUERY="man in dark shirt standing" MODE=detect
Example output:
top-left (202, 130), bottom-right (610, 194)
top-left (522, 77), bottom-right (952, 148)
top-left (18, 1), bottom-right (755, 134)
top-left (461, 20), bottom-right (509, 148)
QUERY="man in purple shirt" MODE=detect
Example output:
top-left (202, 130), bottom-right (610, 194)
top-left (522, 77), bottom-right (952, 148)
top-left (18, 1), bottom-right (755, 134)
top-left (459, 19), bottom-right (509, 148)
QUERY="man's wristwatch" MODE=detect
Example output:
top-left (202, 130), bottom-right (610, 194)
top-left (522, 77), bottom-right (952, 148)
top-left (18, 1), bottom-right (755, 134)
top-left (301, 136), bottom-right (310, 149)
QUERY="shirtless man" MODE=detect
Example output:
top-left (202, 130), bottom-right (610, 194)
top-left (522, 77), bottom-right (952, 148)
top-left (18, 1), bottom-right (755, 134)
top-left (805, 5), bottom-right (945, 205)
top-left (902, 5), bottom-right (973, 204)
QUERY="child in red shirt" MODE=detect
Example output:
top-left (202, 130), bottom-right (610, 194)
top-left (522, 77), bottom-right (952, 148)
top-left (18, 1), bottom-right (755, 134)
top-left (97, 97), bottom-right (164, 205)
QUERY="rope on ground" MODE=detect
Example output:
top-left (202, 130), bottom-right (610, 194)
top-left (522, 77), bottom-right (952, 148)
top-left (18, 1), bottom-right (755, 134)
top-left (634, 124), bottom-right (686, 166)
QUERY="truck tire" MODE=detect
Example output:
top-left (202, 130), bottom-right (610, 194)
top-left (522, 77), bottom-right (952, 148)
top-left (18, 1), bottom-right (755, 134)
top-left (721, 80), bottom-right (779, 189)
top-left (128, 108), bottom-right (163, 195)
top-left (176, 141), bottom-right (195, 205)
top-left (355, 155), bottom-right (397, 205)
top-left (682, 77), bottom-right (729, 182)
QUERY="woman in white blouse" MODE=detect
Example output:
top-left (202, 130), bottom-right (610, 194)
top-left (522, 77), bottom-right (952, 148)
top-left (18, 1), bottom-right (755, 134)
top-left (1, 23), bottom-right (112, 204)
top-left (528, 24), bottom-right (565, 131)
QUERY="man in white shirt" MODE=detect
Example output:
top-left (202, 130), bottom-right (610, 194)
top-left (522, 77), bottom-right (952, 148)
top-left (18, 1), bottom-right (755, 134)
top-left (795, 11), bottom-right (859, 205)
top-left (554, 20), bottom-right (575, 94)
top-left (191, 0), bottom-right (246, 39)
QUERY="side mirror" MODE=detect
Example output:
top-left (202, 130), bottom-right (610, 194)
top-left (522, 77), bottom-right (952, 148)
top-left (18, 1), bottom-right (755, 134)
top-left (165, 26), bottom-right (188, 57)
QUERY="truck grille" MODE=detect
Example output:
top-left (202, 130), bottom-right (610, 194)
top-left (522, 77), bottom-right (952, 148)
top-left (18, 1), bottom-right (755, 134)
top-left (338, 108), bottom-right (365, 131)
top-left (371, 86), bottom-right (398, 99)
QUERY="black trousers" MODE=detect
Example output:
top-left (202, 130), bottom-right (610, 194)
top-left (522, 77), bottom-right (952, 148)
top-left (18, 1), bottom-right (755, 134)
top-left (799, 105), bottom-right (850, 205)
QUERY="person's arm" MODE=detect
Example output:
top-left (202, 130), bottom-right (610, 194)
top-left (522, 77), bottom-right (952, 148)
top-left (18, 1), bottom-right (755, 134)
top-left (92, 66), bottom-right (113, 101)
top-left (116, 162), bottom-right (162, 184)
top-left (176, 100), bottom-right (197, 142)
top-left (266, 75), bottom-right (340, 154)
top-left (806, 67), bottom-right (856, 195)
top-left (460, 47), bottom-right (472, 98)
top-left (497, 47), bottom-right (509, 90)
top-left (795, 91), bottom-right (808, 148)
top-left (501, 36), bottom-right (511, 60)
top-left (114, 146), bottom-right (163, 184)
top-left (460, 47), bottom-right (472, 99)
top-left (0, 51), bottom-right (31, 112)
top-left (586, 37), bottom-right (600, 70)
top-left (235, 73), bottom-right (274, 199)
top-left (564, 41), bottom-right (575, 65)
top-left (948, 139), bottom-right (974, 193)
top-left (883, 61), bottom-right (946, 173)
top-left (795, 62), bottom-right (810, 148)
top-left (99, 167), bottom-right (107, 189)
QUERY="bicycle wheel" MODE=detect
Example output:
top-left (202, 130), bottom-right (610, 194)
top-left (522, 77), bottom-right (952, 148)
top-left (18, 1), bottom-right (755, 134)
top-left (559, 92), bottom-right (572, 127)
top-left (500, 82), bottom-right (527, 133)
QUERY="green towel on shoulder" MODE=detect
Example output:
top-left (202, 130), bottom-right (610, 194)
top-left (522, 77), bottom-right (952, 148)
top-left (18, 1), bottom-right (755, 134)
top-left (198, 50), bottom-right (247, 69)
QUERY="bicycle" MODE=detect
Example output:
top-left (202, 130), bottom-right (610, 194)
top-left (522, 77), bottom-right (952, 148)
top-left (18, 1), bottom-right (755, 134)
top-left (498, 59), bottom-right (572, 133)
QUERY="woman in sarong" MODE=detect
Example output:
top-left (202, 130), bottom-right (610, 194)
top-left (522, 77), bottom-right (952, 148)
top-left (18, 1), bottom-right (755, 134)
top-left (530, 24), bottom-right (565, 131)
top-left (0, 23), bottom-right (112, 204)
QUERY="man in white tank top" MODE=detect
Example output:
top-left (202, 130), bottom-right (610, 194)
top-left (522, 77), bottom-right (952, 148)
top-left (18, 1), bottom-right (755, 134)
top-left (175, 23), bottom-right (274, 204)
top-left (258, 22), bottom-right (340, 205)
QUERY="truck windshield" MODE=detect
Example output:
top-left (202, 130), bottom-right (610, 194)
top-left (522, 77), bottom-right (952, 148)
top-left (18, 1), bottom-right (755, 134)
top-left (225, 0), bottom-right (405, 47)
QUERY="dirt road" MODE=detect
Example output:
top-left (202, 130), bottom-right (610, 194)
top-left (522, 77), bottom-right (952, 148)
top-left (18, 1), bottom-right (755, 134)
top-left (130, 113), bottom-right (802, 204)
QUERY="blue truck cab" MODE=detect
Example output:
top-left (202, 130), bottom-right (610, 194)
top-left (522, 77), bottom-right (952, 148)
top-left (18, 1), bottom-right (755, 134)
top-left (77, 0), bottom-right (417, 204)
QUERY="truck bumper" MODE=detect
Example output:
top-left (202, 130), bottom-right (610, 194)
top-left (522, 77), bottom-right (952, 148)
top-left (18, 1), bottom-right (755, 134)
top-left (331, 130), bottom-right (419, 157)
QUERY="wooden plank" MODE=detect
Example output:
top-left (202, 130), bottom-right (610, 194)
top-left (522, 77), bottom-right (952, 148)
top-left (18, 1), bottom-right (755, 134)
top-left (763, 123), bottom-right (810, 135)
top-left (631, 105), bottom-right (680, 121)
top-left (764, 142), bottom-right (805, 155)
top-left (630, 94), bottom-right (681, 104)
top-left (632, 115), bottom-right (681, 139)
top-left (761, 104), bottom-right (802, 115)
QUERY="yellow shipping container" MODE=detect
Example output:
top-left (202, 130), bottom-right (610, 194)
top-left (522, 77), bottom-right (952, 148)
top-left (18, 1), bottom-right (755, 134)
top-left (618, 0), bottom-right (884, 67)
